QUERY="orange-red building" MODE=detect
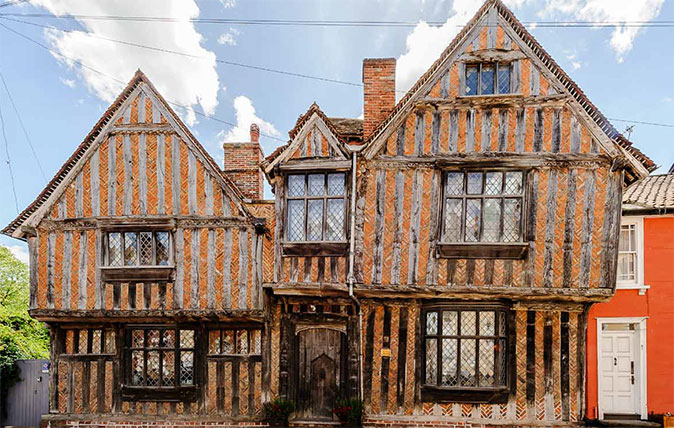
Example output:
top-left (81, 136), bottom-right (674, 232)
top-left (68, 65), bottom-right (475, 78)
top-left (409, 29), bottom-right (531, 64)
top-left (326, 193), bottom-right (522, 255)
top-left (586, 173), bottom-right (674, 422)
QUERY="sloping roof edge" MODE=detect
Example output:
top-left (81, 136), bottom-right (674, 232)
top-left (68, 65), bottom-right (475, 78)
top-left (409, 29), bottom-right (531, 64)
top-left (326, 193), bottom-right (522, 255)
top-left (362, 0), bottom-right (655, 175)
top-left (3, 70), bottom-right (252, 238)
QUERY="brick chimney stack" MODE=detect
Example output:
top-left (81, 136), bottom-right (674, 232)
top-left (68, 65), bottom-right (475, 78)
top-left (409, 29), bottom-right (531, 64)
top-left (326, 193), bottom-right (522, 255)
top-left (223, 124), bottom-right (263, 200)
top-left (362, 58), bottom-right (396, 140)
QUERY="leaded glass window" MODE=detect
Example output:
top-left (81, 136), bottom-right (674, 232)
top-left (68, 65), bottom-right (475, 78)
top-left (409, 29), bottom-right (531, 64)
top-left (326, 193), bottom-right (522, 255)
top-left (106, 231), bottom-right (171, 266)
top-left (208, 328), bottom-right (262, 356)
top-left (442, 171), bottom-right (524, 243)
top-left (126, 327), bottom-right (195, 388)
top-left (423, 307), bottom-right (509, 389)
top-left (464, 63), bottom-right (513, 96)
top-left (286, 173), bottom-right (346, 242)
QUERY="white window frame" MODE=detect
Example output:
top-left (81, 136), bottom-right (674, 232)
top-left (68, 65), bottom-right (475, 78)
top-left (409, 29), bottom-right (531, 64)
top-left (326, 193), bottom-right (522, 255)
top-left (616, 217), bottom-right (648, 294)
top-left (596, 317), bottom-right (648, 420)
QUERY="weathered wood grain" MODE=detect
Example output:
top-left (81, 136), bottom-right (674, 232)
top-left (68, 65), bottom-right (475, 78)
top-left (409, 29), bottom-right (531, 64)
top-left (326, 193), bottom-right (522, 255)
top-left (498, 109), bottom-right (509, 151)
top-left (174, 228), bottom-right (184, 309)
top-left (466, 109), bottom-right (476, 152)
top-left (431, 111), bottom-right (441, 154)
top-left (138, 134), bottom-right (147, 214)
top-left (107, 137), bottom-right (116, 216)
top-left (372, 170), bottom-right (386, 284)
top-left (562, 170), bottom-right (578, 288)
top-left (77, 231), bottom-right (88, 309)
top-left (122, 135), bottom-right (133, 215)
top-left (425, 171), bottom-right (441, 285)
top-left (391, 172), bottom-right (405, 285)
top-left (579, 171), bottom-right (596, 288)
top-left (448, 110), bottom-right (459, 152)
top-left (171, 135), bottom-right (181, 215)
top-left (239, 228), bottom-right (249, 309)
top-left (542, 170), bottom-right (558, 288)
top-left (600, 172), bottom-right (622, 289)
top-left (414, 112), bottom-right (425, 155)
top-left (407, 171), bottom-right (422, 284)
top-left (481, 110), bottom-right (492, 152)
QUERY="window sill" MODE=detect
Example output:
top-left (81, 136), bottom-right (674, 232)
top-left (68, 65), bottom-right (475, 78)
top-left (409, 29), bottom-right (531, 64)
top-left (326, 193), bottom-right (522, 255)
top-left (436, 243), bottom-right (528, 260)
top-left (120, 385), bottom-right (198, 402)
top-left (100, 266), bottom-right (175, 282)
top-left (281, 241), bottom-right (349, 257)
top-left (616, 283), bottom-right (650, 295)
top-left (421, 385), bottom-right (509, 404)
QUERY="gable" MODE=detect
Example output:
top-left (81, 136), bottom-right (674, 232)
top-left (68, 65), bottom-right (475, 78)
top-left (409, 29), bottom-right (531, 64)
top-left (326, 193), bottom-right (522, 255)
top-left (264, 105), bottom-right (348, 174)
top-left (362, 0), bottom-right (653, 179)
top-left (3, 72), bottom-right (251, 237)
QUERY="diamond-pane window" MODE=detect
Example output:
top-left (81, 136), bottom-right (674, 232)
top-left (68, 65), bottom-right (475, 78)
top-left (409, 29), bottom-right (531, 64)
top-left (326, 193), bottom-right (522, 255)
top-left (126, 327), bottom-right (196, 390)
top-left (139, 232), bottom-right (153, 265)
top-left (485, 172), bottom-right (503, 195)
top-left (327, 173), bottom-right (345, 196)
top-left (442, 171), bottom-right (524, 243)
top-left (156, 232), bottom-right (170, 266)
top-left (483, 199), bottom-right (501, 242)
top-left (308, 174), bottom-right (324, 196)
top-left (288, 175), bottom-right (305, 197)
top-left (498, 66), bottom-right (511, 94)
top-left (465, 62), bottom-right (512, 96)
top-left (107, 231), bottom-right (171, 267)
top-left (286, 172), bottom-right (346, 242)
top-left (465, 65), bottom-right (478, 95)
top-left (465, 200), bottom-right (482, 242)
top-left (423, 307), bottom-right (509, 391)
top-left (326, 199), bottom-right (345, 241)
top-left (503, 199), bottom-right (522, 242)
top-left (504, 171), bottom-right (523, 194)
top-left (108, 233), bottom-right (122, 266)
top-left (287, 200), bottom-right (305, 241)
top-left (307, 200), bottom-right (324, 241)
top-left (426, 338), bottom-right (437, 384)
top-left (480, 65), bottom-right (495, 95)
top-left (124, 232), bottom-right (137, 265)
top-left (446, 172), bottom-right (463, 195)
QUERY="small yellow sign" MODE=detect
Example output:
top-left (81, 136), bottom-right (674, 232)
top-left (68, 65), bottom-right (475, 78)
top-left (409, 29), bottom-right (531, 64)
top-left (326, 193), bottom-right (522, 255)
top-left (381, 348), bottom-right (391, 357)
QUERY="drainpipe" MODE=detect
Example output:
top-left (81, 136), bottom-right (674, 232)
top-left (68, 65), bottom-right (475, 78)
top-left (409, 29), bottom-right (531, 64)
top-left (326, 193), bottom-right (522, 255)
top-left (346, 149), bottom-right (364, 402)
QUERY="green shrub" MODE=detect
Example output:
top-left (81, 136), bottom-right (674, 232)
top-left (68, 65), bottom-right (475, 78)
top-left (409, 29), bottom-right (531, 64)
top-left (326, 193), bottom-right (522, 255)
top-left (262, 397), bottom-right (295, 427)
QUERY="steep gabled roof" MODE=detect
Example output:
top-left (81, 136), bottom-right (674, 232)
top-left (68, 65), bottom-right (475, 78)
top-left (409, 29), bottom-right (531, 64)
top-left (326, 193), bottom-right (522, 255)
top-left (362, 0), bottom-right (654, 177)
top-left (623, 173), bottom-right (674, 213)
top-left (3, 70), bottom-right (252, 238)
top-left (262, 102), bottom-right (350, 172)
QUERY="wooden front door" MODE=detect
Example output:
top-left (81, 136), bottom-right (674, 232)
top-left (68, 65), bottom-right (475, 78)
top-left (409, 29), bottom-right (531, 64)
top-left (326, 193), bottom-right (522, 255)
top-left (296, 327), bottom-right (344, 420)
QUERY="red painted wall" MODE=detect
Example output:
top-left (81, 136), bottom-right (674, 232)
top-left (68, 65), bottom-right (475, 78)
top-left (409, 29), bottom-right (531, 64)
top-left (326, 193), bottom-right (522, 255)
top-left (586, 216), bottom-right (674, 419)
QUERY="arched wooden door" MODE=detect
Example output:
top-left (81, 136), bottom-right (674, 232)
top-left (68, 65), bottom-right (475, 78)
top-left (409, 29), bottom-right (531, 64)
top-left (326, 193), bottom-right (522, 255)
top-left (295, 327), bottom-right (345, 420)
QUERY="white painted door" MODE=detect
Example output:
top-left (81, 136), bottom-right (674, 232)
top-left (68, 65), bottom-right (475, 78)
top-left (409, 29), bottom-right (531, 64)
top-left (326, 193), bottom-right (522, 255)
top-left (600, 329), bottom-right (638, 415)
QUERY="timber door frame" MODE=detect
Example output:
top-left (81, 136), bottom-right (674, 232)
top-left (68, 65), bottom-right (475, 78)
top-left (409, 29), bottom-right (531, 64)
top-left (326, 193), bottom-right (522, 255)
top-left (291, 320), bottom-right (349, 421)
top-left (596, 317), bottom-right (647, 420)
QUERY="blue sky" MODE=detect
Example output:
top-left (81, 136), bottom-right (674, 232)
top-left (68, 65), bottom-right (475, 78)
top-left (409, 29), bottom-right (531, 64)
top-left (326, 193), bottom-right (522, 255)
top-left (0, 0), bottom-right (672, 261)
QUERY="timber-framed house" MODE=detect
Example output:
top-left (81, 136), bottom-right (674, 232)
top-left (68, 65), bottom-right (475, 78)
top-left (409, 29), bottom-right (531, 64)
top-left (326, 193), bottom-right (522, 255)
top-left (3, 1), bottom-right (657, 427)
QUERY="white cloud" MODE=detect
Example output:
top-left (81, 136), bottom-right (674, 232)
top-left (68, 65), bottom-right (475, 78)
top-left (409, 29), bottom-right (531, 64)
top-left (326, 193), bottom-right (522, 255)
top-left (395, 0), bottom-right (481, 95)
top-left (59, 77), bottom-right (75, 88)
top-left (5, 245), bottom-right (29, 264)
top-left (539, 0), bottom-right (665, 61)
top-left (219, 0), bottom-right (236, 8)
top-left (220, 96), bottom-right (279, 143)
top-left (34, 0), bottom-right (220, 126)
top-left (565, 52), bottom-right (582, 70)
top-left (218, 27), bottom-right (240, 46)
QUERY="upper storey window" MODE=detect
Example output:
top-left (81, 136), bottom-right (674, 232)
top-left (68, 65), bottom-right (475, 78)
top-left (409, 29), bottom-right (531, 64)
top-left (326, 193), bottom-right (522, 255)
top-left (442, 171), bottom-right (524, 244)
top-left (465, 63), bottom-right (511, 96)
top-left (106, 231), bottom-right (171, 267)
top-left (286, 173), bottom-right (346, 242)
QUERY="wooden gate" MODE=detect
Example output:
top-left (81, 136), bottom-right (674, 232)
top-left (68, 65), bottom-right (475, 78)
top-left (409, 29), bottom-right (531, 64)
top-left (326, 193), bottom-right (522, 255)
top-left (295, 327), bottom-right (346, 421)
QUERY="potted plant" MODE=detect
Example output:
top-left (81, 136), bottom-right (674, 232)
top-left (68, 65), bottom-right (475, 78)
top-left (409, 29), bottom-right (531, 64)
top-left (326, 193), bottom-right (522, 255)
top-left (333, 398), bottom-right (363, 427)
top-left (262, 398), bottom-right (295, 427)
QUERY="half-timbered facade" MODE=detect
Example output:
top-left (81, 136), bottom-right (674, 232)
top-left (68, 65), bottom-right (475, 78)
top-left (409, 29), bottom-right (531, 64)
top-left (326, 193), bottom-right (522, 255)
top-left (3, 1), bottom-right (657, 428)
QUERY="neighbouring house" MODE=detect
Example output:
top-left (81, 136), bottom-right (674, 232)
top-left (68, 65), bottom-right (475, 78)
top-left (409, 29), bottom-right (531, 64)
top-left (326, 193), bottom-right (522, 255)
top-left (586, 173), bottom-right (674, 423)
top-left (1, 1), bottom-right (657, 427)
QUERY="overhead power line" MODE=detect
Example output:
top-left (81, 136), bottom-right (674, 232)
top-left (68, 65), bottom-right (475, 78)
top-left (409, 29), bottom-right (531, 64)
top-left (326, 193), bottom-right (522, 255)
top-left (0, 68), bottom-right (48, 180)
top-left (0, 12), bottom-right (673, 28)
top-left (0, 0), bottom-right (30, 9)
top-left (0, 16), bottom-right (367, 91)
top-left (0, 19), bottom-right (672, 136)
top-left (0, 104), bottom-right (20, 214)
top-left (0, 22), bottom-right (287, 143)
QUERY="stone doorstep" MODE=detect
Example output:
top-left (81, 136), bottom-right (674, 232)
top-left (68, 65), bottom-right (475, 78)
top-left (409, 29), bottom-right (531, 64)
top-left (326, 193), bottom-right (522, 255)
top-left (595, 420), bottom-right (662, 428)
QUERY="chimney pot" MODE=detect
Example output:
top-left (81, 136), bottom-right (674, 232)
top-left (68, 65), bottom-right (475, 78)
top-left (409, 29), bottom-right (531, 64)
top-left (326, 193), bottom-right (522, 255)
top-left (250, 123), bottom-right (260, 143)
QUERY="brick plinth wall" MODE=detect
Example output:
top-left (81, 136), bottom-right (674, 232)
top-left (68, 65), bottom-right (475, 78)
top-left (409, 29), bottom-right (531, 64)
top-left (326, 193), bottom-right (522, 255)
top-left (362, 58), bottom-right (396, 140)
top-left (363, 417), bottom-right (580, 428)
top-left (223, 124), bottom-right (264, 200)
top-left (41, 419), bottom-right (268, 428)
